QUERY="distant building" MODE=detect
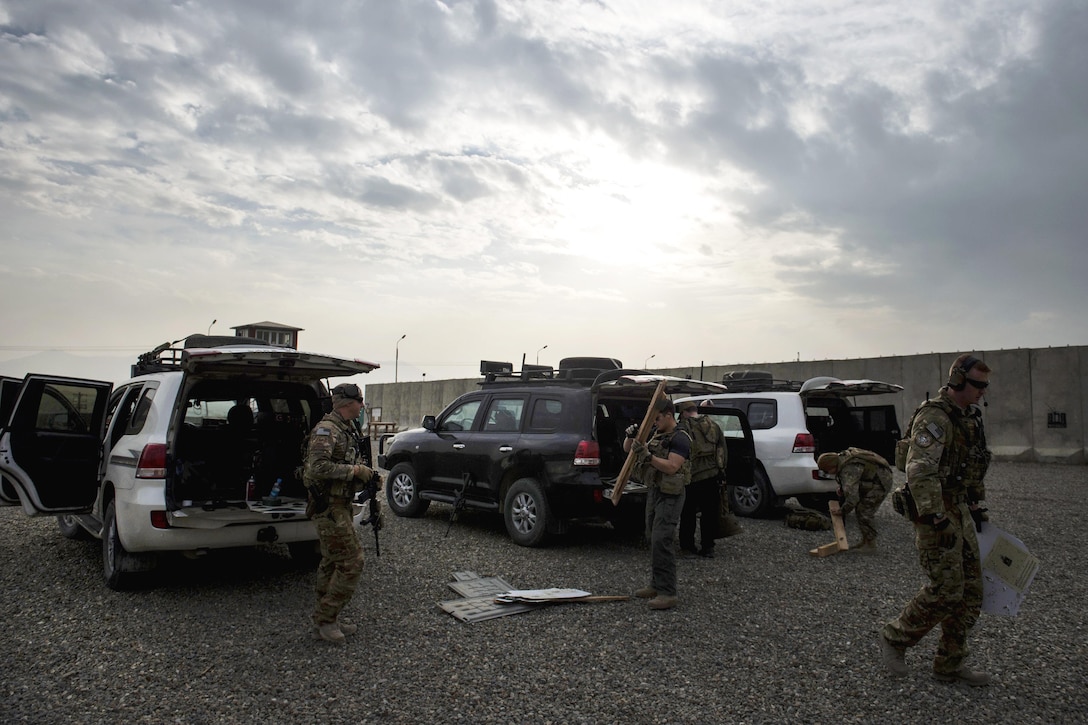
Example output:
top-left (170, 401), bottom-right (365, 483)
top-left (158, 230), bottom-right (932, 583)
top-left (231, 321), bottom-right (303, 349)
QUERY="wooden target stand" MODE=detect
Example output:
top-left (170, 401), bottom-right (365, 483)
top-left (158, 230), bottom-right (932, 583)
top-left (808, 500), bottom-right (850, 557)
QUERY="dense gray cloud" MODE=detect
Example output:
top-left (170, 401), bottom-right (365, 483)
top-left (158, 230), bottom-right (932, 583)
top-left (0, 0), bottom-right (1083, 383)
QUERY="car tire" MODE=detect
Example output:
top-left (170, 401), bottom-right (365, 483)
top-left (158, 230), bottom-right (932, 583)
top-left (287, 540), bottom-right (322, 569)
top-left (386, 462), bottom-right (430, 518)
top-left (102, 501), bottom-right (152, 590)
top-left (57, 514), bottom-right (92, 540)
top-left (729, 466), bottom-right (774, 518)
top-left (504, 478), bottom-right (550, 547)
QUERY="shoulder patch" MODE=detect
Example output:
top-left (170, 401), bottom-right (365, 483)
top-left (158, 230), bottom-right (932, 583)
top-left (925, 421), bottom-right (944, 440)
top-left (314, 427), bottom-right (332, 436)
top-left (914, 431), bottom-right (934, 448)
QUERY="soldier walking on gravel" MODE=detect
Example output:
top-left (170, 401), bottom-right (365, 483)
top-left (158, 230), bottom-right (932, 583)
top-left (879, 354), bottom-right (994, 686)
top-left (304, 383), bottom-right (380, 644)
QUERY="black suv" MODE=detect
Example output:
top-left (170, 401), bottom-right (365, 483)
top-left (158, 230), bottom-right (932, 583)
top-left (377, 357), bottom-right (756, 546)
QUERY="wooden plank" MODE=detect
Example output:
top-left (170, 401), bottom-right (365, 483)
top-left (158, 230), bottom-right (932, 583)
top-left (809, 541), bottom-right (841, 557)
top-left (829, 499), bottom-right (849, 551)
top-left (610, 380), bottom-right (669, 506)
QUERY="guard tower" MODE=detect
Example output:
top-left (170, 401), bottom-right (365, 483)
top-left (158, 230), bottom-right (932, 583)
top-left (231, 321), bottom-right (303, 349)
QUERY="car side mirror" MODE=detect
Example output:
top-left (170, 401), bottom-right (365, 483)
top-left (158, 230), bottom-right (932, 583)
top-left (422, 415), bottom-right (436, 431)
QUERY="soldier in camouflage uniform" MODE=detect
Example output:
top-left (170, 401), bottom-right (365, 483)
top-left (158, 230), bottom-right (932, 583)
top-left (816, 447), bottom-right (892, 551)
top-left (879, 354), bottom-right (993, 686)
top-left (623, 398), bottom-right (691, 611)
top-left (304, 383), bottom-right (378, 644)
top-left (677, 401), bottom-right (728, 558)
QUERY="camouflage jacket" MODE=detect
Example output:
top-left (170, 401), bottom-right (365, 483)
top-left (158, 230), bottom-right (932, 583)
top-left (678, 414), bottom-right (727, 483)
top-left (834, 448), bottom-right (893, 510)
top-left (303, 411), bottom-right (365, 500)
top-left (905, 388), bottom-right (990, 518)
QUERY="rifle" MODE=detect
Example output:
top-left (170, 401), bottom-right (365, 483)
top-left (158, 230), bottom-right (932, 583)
top-left (352, 418), bottom-right (381, 556)
top-left (446, 473), bottom-right (475, 537)
top-left (356, 472), bottom-right (383, 557)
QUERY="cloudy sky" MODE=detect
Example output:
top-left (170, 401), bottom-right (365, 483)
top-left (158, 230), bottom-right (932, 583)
top-left (1, 0), bottom-right (1085, 387)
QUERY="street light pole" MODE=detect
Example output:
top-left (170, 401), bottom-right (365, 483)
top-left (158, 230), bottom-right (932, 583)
top-left (644, 354), bottom-right (656, 369)
top-left (536, 344), bottom-right (548, 364)
top-left (207, 319), bottom-right (216, 335)
top-left (395, 334), bottom-right (406, 383)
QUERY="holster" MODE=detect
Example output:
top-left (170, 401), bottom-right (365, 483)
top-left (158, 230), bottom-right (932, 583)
top-left (891, 485), bottom-right (918, 521)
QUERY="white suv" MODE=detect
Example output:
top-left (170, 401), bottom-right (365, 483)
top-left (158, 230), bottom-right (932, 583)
top-left (678, 375), bottom-right (902, 517)
top-left (0, 335), bottom-right (376, 589)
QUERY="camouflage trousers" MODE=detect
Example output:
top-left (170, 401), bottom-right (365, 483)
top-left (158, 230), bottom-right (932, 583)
top-left (312, 503), bottom-right (364, 626)
top-left (882, 504), bottom-right (982, 673)
top-left (849, 482), bottom-right (890, 544)
top-left (645, 487), bottom-right (686, 597)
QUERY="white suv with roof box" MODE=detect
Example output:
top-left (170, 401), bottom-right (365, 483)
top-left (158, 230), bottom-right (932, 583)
top-left (0, 335), bottom-right (377, 589)
top-left (678, 373), bottom-right (902, 517)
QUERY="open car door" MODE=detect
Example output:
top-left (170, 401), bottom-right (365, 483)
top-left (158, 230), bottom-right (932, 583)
top-left (695, 404), bottom-right (757, 490)
top-left (0, 376), bottom-right (22, 505)
top-left (0, 375), bottom-right (113, 515)
top-left (800, 377), bottom-right (903, 462)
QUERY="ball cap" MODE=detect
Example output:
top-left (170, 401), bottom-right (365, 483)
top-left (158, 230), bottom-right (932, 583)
top-left (817, 452), bottom-right (840, 473)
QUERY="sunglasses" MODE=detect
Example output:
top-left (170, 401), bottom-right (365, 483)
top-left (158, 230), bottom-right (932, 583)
top-left (965, 378), bottom-right (989, 390)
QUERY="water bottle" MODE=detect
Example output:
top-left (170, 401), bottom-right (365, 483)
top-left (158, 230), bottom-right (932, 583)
top-left (245, 474), bottom-right (256, 501)
top-left (269, 477), bottom-right (283, 499)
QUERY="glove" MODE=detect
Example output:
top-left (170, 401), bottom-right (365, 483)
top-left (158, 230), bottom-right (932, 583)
top-left (970, 506), bottom-right (988, 532)
top-left (632, 440), bottom-right (651, 464)
top-left (353, 464), bottom-right (374, 482)
top-left (839, 502), bottom-right (854, 517)
top-left (625, 424), bottom-right (639, 439)
top-left (929, 514), bottom-right (955, 549)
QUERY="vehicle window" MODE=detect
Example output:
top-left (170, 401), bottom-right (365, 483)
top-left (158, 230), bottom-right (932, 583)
top-left (439, 399), bottom-right (482, 432)
top-left (746, 401), bottom-right (777, 430)
top-left (184, 399), bottom-right (238, 427)
top-left (126, 386), bottom-right (157, 435)
top-left (484, 398), bottom-right (524, 432)
top-left (851, 408), bottom-right (892, 432)
top-left (706, 413), bottom-right (745, 438)
top-left (105, 386), bottom-right (143, 447)
top-left (36, 383), bottom-right (99, 433)
top-left (528, 398), bottom-right (563, 431)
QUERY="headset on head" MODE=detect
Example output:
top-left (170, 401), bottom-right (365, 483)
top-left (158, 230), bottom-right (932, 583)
top-left (948, 355), bottom-right (981, 390)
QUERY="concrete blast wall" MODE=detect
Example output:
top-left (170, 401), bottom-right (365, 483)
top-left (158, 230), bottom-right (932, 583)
top-left (365, 345), bottom-right (1087, 464)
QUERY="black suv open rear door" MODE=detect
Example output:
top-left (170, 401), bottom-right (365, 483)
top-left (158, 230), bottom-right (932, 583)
top-left (0, 375), bottom-right (113, 514)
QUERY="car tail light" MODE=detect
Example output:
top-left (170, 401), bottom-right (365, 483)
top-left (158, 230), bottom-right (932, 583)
top-left (150, 511), bottom-right (170, 529)
top-left (136, 443), bottom-right (168, 479)
top-left (792, 433), bottom-right (816, 453)
top-left (574, 440), bottom-right (600, 467)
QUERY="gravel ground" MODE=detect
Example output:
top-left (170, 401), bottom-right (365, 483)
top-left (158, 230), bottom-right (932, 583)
top-left (2, 462), bottom-right (1086, 724)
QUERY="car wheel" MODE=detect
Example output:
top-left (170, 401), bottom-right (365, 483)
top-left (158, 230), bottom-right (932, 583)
top-left (386, 463), bottom-right (430, 517)
top-left (729, 466), bottom-right (774, 517)
top-left (287, 540), bottom-right (322, 569)
top-left (57, 514), bottom-right (92, 540)
top-left (504, 478), bottom-right (550, 547)
top-left (102, 501), bottom-right (154, 590)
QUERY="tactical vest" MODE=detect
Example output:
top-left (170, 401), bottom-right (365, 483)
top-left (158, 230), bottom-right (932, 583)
top-left (903, 395), bottom-right (987, 496)
top-left (637, 428), bottom-right (692, 495)
top-left (680, 415), bottom-right (726, 483)
top-left (303, 412), bottom-right (362, 500)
